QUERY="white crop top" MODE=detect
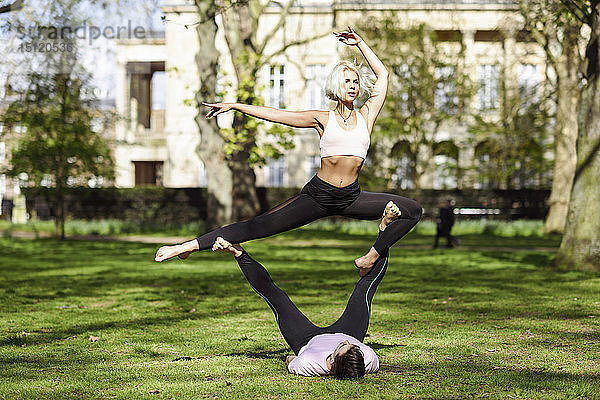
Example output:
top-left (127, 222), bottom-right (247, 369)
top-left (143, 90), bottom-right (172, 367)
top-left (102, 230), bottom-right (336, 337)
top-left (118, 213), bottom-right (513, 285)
top-left (320, 110), bottom-right (370, 160)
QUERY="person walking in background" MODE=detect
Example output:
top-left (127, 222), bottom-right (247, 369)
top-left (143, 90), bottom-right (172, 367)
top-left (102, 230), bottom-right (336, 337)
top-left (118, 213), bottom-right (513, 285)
top-left (433, 199), bottom-right (459, 249)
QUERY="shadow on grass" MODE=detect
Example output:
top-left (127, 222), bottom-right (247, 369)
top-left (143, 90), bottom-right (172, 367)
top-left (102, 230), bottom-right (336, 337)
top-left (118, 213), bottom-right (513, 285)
top-left (397, 358), bottom-right (600, 387)
top-left (366, 342), bottom-right (406, 351)
top-left (0, 238), bottom-right (597, 352)
top-left (171, 348), bottom-right (289, 362)
top-left (373, 359), bottom-right (600, 399)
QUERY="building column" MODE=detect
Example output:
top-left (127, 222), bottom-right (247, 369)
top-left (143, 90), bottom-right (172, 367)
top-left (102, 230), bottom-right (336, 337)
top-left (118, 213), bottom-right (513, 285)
top-left (461, 29), bottom-right (477, 114)
top-left (458, 142), bottom-right (475, 189)
top-left (417, 143), bottom-right (435, 189)
top-left (115, 60), bottom-right (128, 142)
top-left (502, 28), bottom-right (518, 98)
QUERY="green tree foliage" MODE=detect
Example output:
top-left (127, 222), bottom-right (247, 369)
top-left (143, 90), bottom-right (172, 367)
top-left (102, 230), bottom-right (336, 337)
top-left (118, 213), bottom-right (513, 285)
top-left (355, 18), bottom-right (472, 190)
top-left (217, 0), bottom-right (328, 220)
top-left (0, 0), bottom-right (126, 238)
top-left (217, 78), bottom-right (295, 167)
top-left (2, 72), bottom-right (114, 239)
top-left (519, 0), bottom-right (583, 233)
top-left (468, 88), bottom-right (553, 190)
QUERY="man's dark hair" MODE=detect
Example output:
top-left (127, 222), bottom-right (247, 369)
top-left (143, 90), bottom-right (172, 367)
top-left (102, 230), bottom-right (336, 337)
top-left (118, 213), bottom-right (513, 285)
top-left (331, 345), bottom-right (366, 379)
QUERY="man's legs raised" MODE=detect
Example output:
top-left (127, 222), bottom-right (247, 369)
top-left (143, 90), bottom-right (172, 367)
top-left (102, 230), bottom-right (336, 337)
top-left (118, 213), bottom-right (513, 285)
top-left (212, 237), bottom-right (320, 354)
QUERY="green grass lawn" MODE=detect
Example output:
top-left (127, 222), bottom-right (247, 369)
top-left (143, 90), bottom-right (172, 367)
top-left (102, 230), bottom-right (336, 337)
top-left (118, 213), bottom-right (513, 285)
top-left (0, 229), bottom-right (598, 399)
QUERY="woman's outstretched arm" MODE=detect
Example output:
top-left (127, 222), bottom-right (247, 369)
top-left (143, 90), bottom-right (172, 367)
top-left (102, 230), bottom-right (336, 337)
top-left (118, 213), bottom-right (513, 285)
top-left (203, 102), bottom-right (326, 133)
top-left (335, 27), bottom-right (389, 131)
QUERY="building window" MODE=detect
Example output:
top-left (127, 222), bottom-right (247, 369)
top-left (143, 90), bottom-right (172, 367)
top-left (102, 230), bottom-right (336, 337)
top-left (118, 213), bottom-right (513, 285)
top-left (392, 64), bottom-right (416, 115)
top-left (198, 161), bottom-right (208, 188)
top-left (435, 66), bottom-right (458, 113)
top-left (392, 157), bottom-right (415, 190)
top-left (0, 142), bottom-right (5, 163)
top-left (433, 155), bottom-right (458, 190)
top-left (88, 176), bottom-right (105, 188)
top-left (305, 155), bottom-right (320, 181)
top-left (477, 64), bottom-right (500, 110)
top-left (127, 61), bottom-right (165, 130)
top-left (518, 64), bottom-right (540, 105)
top-left (41, 175), bottom-right (52, 187)
top-left (265, 157), bottom-right (287, 187)
top-left (266, 65), bottom-right (285, 108)
top-left (306, 64), bottom-right (328, 109)
top-left (133, 161), bottom-right (163, 186)
top-left (151, 71), bottom-right (166, 110)
top-left (474, 153), bottom-right (495, 189)
top-left (0, 174), bottom-right (5, 196)
top-left (150, 71), bottom-right (166, 131)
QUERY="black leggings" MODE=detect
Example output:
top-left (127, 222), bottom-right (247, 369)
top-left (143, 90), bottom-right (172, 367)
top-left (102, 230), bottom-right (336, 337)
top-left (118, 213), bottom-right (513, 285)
top-left (197, 175), bottom-right (423, 254)
top-left (235, 249), bottom-right (389, 354)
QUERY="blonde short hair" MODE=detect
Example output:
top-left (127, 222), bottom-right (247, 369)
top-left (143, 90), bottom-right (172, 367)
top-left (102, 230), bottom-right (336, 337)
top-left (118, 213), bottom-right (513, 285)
top-left (324, 60), bottom-right (374, 108)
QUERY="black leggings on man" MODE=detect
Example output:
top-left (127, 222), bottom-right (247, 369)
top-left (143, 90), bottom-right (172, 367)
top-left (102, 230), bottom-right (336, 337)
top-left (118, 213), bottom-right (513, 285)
top-left (197, 175), bottom-right (423, 255)
top-left (235, 249), bottom-right (389, 354)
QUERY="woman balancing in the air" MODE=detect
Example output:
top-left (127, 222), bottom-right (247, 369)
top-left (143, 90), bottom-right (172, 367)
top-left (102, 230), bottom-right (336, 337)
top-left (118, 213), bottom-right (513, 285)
top-left (155, 27), bottom-right (422, 274)
top-left (211, 201), bottom-right (401, 378)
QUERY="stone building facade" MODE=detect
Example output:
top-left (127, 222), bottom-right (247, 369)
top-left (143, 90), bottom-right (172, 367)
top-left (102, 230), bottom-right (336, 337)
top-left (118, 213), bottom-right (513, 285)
top-left (111, 0), bottom-right (546, 189)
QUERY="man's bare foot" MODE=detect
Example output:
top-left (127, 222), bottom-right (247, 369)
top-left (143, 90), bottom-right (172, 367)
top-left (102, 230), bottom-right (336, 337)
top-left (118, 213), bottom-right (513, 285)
top-left (355, 201), bottom-right (402, 275)
top-left (154, 240), bottom-right (198, 262)
top-left (212, 237), bottom-right (243, 257)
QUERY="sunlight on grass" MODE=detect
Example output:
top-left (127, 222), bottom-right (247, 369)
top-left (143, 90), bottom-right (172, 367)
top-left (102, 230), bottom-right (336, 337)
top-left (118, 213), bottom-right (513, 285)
top-left (0, 233), bottom-right (597, 399)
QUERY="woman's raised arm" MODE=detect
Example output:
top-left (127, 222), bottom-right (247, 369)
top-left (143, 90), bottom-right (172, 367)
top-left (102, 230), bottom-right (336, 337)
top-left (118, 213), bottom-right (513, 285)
top-left (335, 27), bottom-right (389, 130)
top-left (202, 102), bottom-right (325, 132)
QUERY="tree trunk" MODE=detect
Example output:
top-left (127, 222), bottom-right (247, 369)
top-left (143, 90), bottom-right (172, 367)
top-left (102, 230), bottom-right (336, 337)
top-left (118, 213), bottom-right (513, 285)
top-left (220, 4), bottom-right (262, 221)
top-left (218, 0), bottom-right (324, 220)
top-left (194, 0), bottom-right (233, 230)
top-left (556, 4), bottom-right (600, 270)
top-left (229, 113), bottom-right (261, 221)
top-left (543, 90), bottom-right (578, 233)
top-left (55, 179), bottom-right (65, 240)
top-left (543, 28), bottom-right (580, 234)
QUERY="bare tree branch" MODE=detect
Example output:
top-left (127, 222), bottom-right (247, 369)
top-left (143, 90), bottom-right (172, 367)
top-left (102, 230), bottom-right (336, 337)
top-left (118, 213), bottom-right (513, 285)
top-left (163, 0), bottom-right (249, 28)
top-left (254, 0), bottom-right (270, 21)
top-left (0, 0), bottom-right (23, 14)
top-left (519, 0), bottom-right (555, 60)
top-left (284, 52), bottom-right (306, 81)
top-left (257, 0), bottom-right (295, 56)
top-left (262, 30), bottom-right (330, 67)
top-left (558, 0), bottom-right (592, 25)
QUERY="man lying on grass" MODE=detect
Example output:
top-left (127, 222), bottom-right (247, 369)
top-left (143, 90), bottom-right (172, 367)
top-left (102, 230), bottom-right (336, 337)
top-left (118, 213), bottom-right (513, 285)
top-left (209, 202), bottom-right (400, 378)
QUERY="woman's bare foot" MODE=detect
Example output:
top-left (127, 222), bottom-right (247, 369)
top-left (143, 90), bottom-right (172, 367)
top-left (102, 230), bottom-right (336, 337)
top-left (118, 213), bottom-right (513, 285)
top-left (212, 237), bottom-right (243, 257)
top-left (355, 248), bottom-right (380, 276)
top-left (379, 201), bottom-right (401, 231)
top-left (355, 201), bottom-right (402, 275)
top-left (154, 240), bottom-right (199, 262)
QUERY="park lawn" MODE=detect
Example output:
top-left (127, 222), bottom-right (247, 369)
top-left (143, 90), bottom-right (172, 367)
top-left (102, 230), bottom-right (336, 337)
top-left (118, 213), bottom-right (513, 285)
top-left (0, 230), bottom-right (598, 400)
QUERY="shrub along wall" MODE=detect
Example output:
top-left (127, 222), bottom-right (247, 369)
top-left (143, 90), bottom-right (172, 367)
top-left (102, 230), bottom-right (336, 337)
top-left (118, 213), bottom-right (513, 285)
top-left (401, 188), bottom-right (550, 220)
top-left (23, 186), bottom-right (550, 224)
top-left (23, 187), bottom-right (206, 226)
